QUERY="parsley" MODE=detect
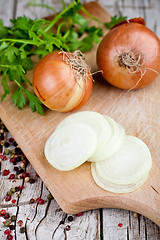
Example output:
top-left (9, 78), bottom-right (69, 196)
top-left (104, 15), bottom-right (127, 29)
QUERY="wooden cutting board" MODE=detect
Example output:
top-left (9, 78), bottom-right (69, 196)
top-left (1, 1), bottom-right (160, 226)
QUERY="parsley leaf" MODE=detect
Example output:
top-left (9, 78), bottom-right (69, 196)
top-left (12, 87), bottom-right (26, 110)
top-left (104, 15), bottom-right (127, 29)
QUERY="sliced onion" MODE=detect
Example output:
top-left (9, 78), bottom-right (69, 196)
top-left (44, 123), bottom-right (97, 171)
top-left (56, 111), bottom-right (113, 160)
top-left (91, 135), bottom-right (152, 192)
top-left (91, 163), bottom-right (149, 193)
top-left (89, 116), bottom-right (125, 161)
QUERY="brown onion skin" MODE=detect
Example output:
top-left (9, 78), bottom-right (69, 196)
top-left (33, 51), bottom-right (93, 111)
top-left (97, 21), bottom-right (160, 89)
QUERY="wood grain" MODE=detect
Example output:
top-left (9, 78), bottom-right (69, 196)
top-left (1, 0), bottom-right (160, 234)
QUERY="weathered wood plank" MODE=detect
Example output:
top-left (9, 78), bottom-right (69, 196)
top-left (1, 1), bottom-right (160, 240)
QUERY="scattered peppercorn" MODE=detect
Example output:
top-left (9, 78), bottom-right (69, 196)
top-left (10, 157), bottom-right (16, 163)
top-left (20, 162), bottom-right (25, 168)
top-left (4, 220), bottom-right (10, 227)
top-left (29, 178), bottom-right (35, 184)
top-left (4, 149), bottom-right (10, 155)
top-left (4, 213), bottom-right (10, 219)
top-left (15, 156), bottom-right (21, 162)
top-left (7, 190), bottom-right (12, 196)
top-left (4, 229), bottom-right (11, 235)
top-left (4, 142), bottom-right (9, 148)
top-left (5, 195), bottom-right (11, 202)
top-left (10, 188), bottom-right (16, 193)
top-left (22, 172), bottom-right (29, 178)
top-left (15, 147), bottom-right (22, 155)
top-left (17, 220), bottom-right (23, 226)
top-left (67, 216), bottom-right (73, 222)
top-left (25, 177), bottom-right (30, 182)
top-left (20, 227), bottom-right (25, 233)
top-left (47, 193), bottom-right (53, 200)
top-left (0, 209), bottom-right (6, 215)
top-left (14, 166), bottom-right (19, 172)
top-left (9, 138), bottom-right (14, 143)
top-left (66, 225), bottom-right (71, 231)
top-left (3, 169), bottom-right (10, 176)
top-left (17, 168), bottom-right (24, 175)
top-left (76, 212), bottom-right (83, 217)
top-left (15, 186), bottom-right (20, 192)
top-left (7, 234), bottom-right (13, 240)
top-left (12, 141), bottom-right (18, 147)
top-left (18, 185), bottom-right (24, 190)
top-left (9, 225), bottom-right (15, 230)
top-left (9, 174), bottom-right (15, 179)
top-left (11, 215), bottom-right (17, 222)
top-left (29, 198), bottom-right (35, 204)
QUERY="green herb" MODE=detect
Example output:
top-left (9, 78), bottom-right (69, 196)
top-left (104, 15), bottom-right (127, 29)
top-left (0, 0), bottom-right (104, 114)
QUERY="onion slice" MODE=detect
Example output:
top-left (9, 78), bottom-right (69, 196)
top-left (44, 123), bottom-right (97, 171)
top-left (91, 163), bottom-right (149, 193)
top-left (56, 111), bottom-right (113, 160)
top-left (89, 116), bottom-right (125, 161)
top-left (91, 135), bottom-right (152, 192)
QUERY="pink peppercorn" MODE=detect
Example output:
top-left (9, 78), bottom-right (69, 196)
top-left (76, 212), bottom-right (83, 217)
top-left (22, 172), bottom-right (29, 178)
top-left (10, 157), bottom-right (16, 163)
top-left (3, 156), bottom-right (7, 160)
top-left (3, 169), bottom-right (10, 176)
top-left (4, 229), bottom-right (11, 235)
top-left (5, 195), bottom-right (11, 202)
top-left (11, 199), bottom-right (16, 204)
top-left (118, 223), bottom-right (123, 227)
top-left (18, 185), bottom-right (24, 190)
top-left (7, 235), bottom-right (13, 240)
top-left (0, 209), bottom-right (6, 216)
top-left (9, 174), bottom-right (15, 179)
top-left (17, 220), bottom-right (23, 227)
top-left (36, 198), bottom-right (44, 204)
top-left (9, 138), bottom-right (14, 143)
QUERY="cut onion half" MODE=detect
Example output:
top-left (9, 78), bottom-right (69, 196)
top-left (91, 163), bottom-right (149, 193)
top-left (44, 123), bottom-right (97, 171)
top-left (89, 116), bottom-right (125, 161)
top-left (56, 111), bottom-right (113, 160)
top-left (91, 135), bottom-right (152, 191)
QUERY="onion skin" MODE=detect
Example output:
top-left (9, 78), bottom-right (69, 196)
top-left (33, 51), bottom-right (93, 112)
top-left (97, 20), bottom-right (160, 89)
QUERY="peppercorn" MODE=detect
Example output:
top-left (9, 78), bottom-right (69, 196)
top-left (4, 213), bottom-right (10, 219)
top-left (20, 162), bottom-right (25, 168)
top-left (7, 190), bottom-right (12, 196)
top-left (18, 173), bottom-right (23, 179)
top-left (15, 156), bottom-right (21, 162)
top-left (25, 177), bottom-right (30, 182)
top-left (14, 166), bottom-right (19, 172)
top-left (20, 227), bottom-right (25, 233)
top-left (11, 215), bottom-right (17, 222)
top-left (9, 225), bottom-right (15, 230)
top-left (12, 141), bottom-right (18, 147)
top-left (4, 142), bottom-right (9, 148)
top-left (66, 225), bottom-right (71, 231)
top-left (15, 148), bottom-right (22, 155)
top-left (29, 178), bottom-right (35, 184)
top-left (9, 138), bottom-right (14, 143)
top-left (10, 188), bottom-right (16, 193)
top-left (17, 168), bottom-right (24, 175)
top-left (5, 195), bottom-right (11, 202)
top-left (9, 174), bottom-right (15, 179)
top-left (47, 193), bottom-right (53, 200)
top-left (29, 198), bottom-right (35, 204)
top-left (7, 234), bottom-right (13, 240)
top-left (67, 216), bottom-right (73, 222)
top-left (4, 149), bottom-right (10, 155)
top-left (4, 221), bottom-right (10, 227)
top-left (15, 186), bottom-right (20, 192)
top-left (22, 172), bottom-right (29, 178)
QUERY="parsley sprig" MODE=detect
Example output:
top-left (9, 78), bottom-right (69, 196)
top-left (0, 0), bottom-right (104, 114)
top-left (0, 0), bottom-right (126, 114)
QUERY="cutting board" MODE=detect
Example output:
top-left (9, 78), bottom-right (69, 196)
top-left (1, 1), bottom-right (160, 226)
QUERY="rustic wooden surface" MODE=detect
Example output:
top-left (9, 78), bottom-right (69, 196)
top-left (1, 0), bottom-right (160, 239)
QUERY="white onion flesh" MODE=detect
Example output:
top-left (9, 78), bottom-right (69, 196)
top-left (91, 135), bottom-right (152, 193)
top-left (91, 163), bottom-right (149, 193)
top-left (56, 111), bottom-right (124, 161)
top-left (89, 116), bottom-right (125, 161)
top-left (44, 111), bottom-right (152, 193)
top-left (44, 123), bottom-right (97, 171)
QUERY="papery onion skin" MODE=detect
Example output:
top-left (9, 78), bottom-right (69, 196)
top-left (97, 20), bottom-right (160, 89)
top-left (33, 51), bottom-right (93, 112)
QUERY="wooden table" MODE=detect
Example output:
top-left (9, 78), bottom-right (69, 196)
top-left (1, 0), bottom-right (160, 239)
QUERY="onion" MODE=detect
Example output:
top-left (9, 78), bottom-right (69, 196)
top-left (44, 111), bottom-right (152, 193)
top-left (91, 135), bottom-right (152, 193)
top-left (97, 17), bottom-right (160, 89)
top-left (44, 122), bottom-right (97, 171)
top-left (89, 115), bottom-right (125, 161)
top-left (33, 50), bottom-right (93, 112)
top-left (55, 111), bottom-right (124, 161)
